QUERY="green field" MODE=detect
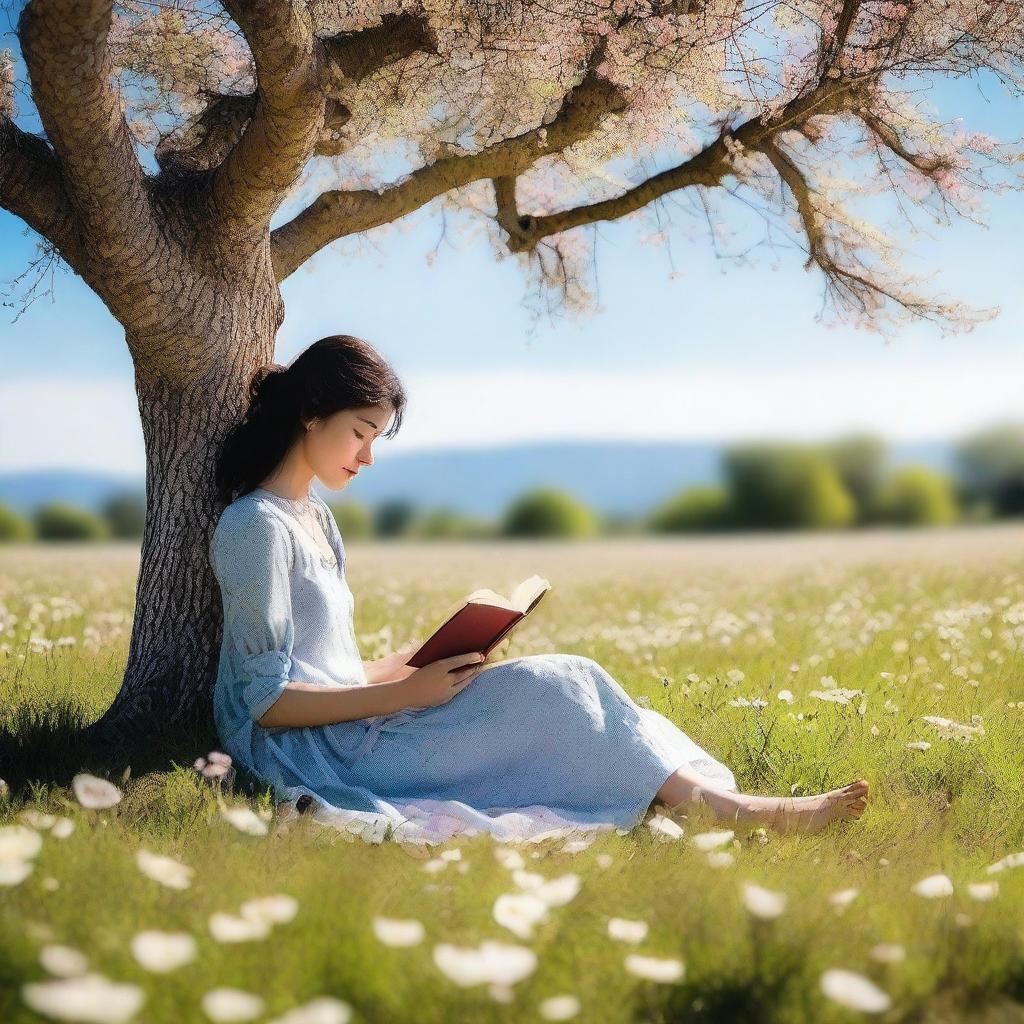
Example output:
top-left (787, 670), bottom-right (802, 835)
top-left (3, 528), bottom-right (1024, 1023)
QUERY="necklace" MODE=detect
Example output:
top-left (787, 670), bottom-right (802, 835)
top-left (255, 487), bottom-right (337, 568)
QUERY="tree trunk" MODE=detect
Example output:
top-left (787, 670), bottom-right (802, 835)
top-left (83, 288), bottom-right (282, 765)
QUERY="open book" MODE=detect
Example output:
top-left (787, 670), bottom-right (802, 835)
top-left (405, 575), bottom-right (551, 669)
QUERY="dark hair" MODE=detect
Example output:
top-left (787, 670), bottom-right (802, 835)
top-left (214, 335), bottom-right (406, 506)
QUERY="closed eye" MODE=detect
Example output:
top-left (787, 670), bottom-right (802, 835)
top-left (354, 430), bottom-right (365, 440)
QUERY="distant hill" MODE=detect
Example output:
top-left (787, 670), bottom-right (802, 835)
top-left (0, 439), bottom-right (955, 520)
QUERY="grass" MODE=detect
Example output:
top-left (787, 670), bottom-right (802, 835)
top-left (2, 527), bottom-right (1024, 1022)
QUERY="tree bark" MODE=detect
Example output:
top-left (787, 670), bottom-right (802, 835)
top-left (82, 286), bottom-right (283, 761)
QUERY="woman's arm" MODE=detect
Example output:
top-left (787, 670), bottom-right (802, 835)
top-left (257, 679), bottom-right (407, 729)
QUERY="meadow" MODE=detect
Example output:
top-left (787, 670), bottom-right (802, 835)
top-left (2, 527), bottom-right (1024, 1023)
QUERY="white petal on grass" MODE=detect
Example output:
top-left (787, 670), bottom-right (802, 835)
top-left (422, 858), bottom-right (447, 874)
top-left (71, 774), bottom-right (122, 810)
top-left (493, 892), bottom-right (550, 939)
top-left (539, 994), bottom-right (581, 1020)
top-left (22, 973), bottom-right (144, 1023)
top-left (0, 860), bottom-right (33, 885)
top-left (535, 874), bottom-right (582, 907)
top-left (371, 917), bottom-right (425, 947)
top-left (820, 969), bottom-right (891, 1013)
top-left (219, 806), bottom-right (269, 836)
top-left (906, 741), bottom-right (932, 752)
top-left (130, 931), bottom-right (197, 973)
top-left (624, 954), bottom-right (685, 983)
top-left (50, 817), bottom-right (76, 839)
top-left (265, 996), bottom-right (353, 1024)
top-left (607, 918), bottom-right (648, 944)
top-left (777, 690), bottom-right (795, 703)
top-left (967, 881), bottom-right (999, 901)
top-left (201, 987), bottom-right (265, 1022)
top-left (707, 851), bottom-right (735, 869)
top-left (512, 868), bottom-right (546, 891)
top-left (691, 830), bottom-right (734, 852)
top-left (39, 945), bottom-right (90, 978)
top-left (136, 849), bottom-right (194, 890)
top-left (647, 814), bottom-right (685, 841)
top-left (829, 888), bottom-right (860, 909)
top-left (741, 882), bottom-right (787, 920)
top-left (239, 895), bottom-right (299, 926)
top-left (493, 847), bottom-right (526, 870)
top-left (911, 874), bottom-right (954, 898)
top-left (869, 943), bottom-right (906, 964)
top-left (986, 851), bottom-right (1024, 874)
top-left (433, 941), bottom-right (538, 987)
top-left (0, 824), bottom-right (42, 861)
top-left (439, 848), bottom-right (462, 861)
top-left (208, 912), bottom-right (272, 943)
top-left (19, 810), bottom-right (56, 829)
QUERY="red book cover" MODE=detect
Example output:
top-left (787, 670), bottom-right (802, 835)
top-left (405, 576), bottom-right (551, 669)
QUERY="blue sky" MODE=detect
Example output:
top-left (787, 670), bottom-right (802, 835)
top-left (0, 68), bottom-right (1022, 474)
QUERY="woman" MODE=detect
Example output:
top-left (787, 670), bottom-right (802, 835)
top-left (210, 335), bottom-right (869, 846)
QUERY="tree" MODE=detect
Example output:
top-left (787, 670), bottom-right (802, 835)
top-left (724, 444), bottom-right (855, 530)
top-left (869, 466), bottom-right (958, 526)
top-left (955, 424), bottom-right (1024, 518)
top-left (373, 498), bottom-right (418, 538)
top-left (0, 504), bottom-right (33, 541)
top-left (824, 434), bottom-right (886, 520)
top-left (502, 488), bottom-right (598, 538)
top-left (101, 491), bottom-right (147, 539)
top-left (326, 500), bottom-right (373, 540)
top-left (1, 0), bottom-right (1021, 752)
top-left (34, 502), bottom-right (110, 540)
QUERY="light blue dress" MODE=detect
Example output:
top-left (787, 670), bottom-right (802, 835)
top-left (210, 488), bottom-right (738, 844)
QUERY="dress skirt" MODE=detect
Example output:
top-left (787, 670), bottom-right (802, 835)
top-left (237, 653), bottom-right (739, 847)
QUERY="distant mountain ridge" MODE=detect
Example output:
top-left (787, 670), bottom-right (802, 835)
top-left (0, 439), bottom-right (954, 519)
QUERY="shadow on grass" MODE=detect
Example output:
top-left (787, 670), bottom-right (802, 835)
top-left (0, 697), bottom-right (271, 804)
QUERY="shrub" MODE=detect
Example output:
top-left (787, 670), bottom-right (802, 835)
top-left (34, 502), bottom-right (110, 541)
top-left (100, 491), bottom-right (146, 538)
top-left (0, 504), bottom-right (34, 541)
top-left (870, 466), bottom-right (959, 526)
top-left (648, 485), bottom-right (732, 532)
top-left (824, 434), bottom-right (886, 519)
top-left (724, 444), bottom-right (855, 530)
top-left (501, 488), bottom-right (598, 538)
top-left (373, 499), bottom-right (417, 538)
top-left (327, 500), bottom-right (373, 540)
top-left (955, 423), bottom-right (1024, 517)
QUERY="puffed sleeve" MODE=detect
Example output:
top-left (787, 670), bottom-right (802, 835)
top-left (210, 506), bottom-right (296, 724)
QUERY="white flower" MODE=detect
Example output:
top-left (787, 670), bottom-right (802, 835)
top-left (809, 688), bottom-right (864, 705)
top-left (22, 974), bottom-right (145, 1023)
top-left (439, 848), bottom-right (462, 861)
top-left (647, 814), bottom-right (685, 841)
top-left (535, 874), bottom-right (582, 907)
top-left (912, 873), bottom-right (954, 898)
top-left (512, 869), bottom-right (545, 891)
top-left (707, 851), bottom-right (735, 868)
top-left (219, 806), bottom-right (269, 836)
top-left (372, 917), bottom-right (425, 947)
top-left (433, 940), bottom-right (538, 987)
top-left (539, 994), bottom-right (580, 1020)
top-left (607, 917), bottom-right (648, 943)
top-left (422, 857), bottom-right (447, 873)
top-left (71, 774), bottom-right (122, 810)
top-left (820, 969), bottom-right (892, 1013)
top-left (919, 715), bottom-right (985, 742)
top-left (869, 943), bottom-right (906, 964)
top-left (39, 945), bottom-right (89, 977)
top-left (986, 851), bottom-right (1024, 874)
top-left (967, 881), bottom-right (999, 901)
top-left (691, 830), bottom-right (734, 852)
top-left (741, 882), bottom-right (787, 919)
top-left (266, 996), bottom-right (353, 1024)
top-left (0, 860), bottom-right (32, 885)
top-left (20, 810), bottom-right (56, 829)
top-left (239, 895), bottom-right (298, 926)
top-left (777, 690), bottom-right (795, 703)
top-left (494, 847), bottom-right (526, 870)
top-left (624, 954), bottom-right (685, 983)
top-left (130, 931), bottom-right (197, 972)
top-left (136, 849), bottom-right (194, 890)
top-left (208, 912), bottom-right (272, 943)
top-left (201, 987), bottom-right (265, 1022)
top-left (493, 892), bottom-right (549, 939)
top-left (828, 888), bottom-right (859, 909)
top-left (51, 817), bottom-right (75, 839)
top-left (0, 824), bottom-right (42, 861)
top-left (906, 741), bottom-right (932, 752)
top-left (727, 669), bottom-right (745, 683)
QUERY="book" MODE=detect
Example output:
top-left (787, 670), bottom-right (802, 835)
top-left (405, 575), bottom-right (551, 669)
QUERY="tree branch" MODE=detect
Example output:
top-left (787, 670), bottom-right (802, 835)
top-left (0, 117), bottom-right (86, 271)
top-left (270, 56), bottom-right (628, 282)
top-left (18, 0), bottom-right (158, 260)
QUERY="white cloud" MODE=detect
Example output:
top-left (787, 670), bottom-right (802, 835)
top-left (3, 359), bottom-right (1023, 474)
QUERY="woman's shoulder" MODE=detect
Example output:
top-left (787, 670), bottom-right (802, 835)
top-left (211, 493), bottom-right (294, 565)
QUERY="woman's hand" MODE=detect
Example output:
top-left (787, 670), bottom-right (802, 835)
top-left (364, 640), bottom-right (421, 685)
top-left (396, 651), bottom-right (492, 710)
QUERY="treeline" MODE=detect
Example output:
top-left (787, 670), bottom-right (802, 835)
top-left (4, 424), bottom-right (1024, 542)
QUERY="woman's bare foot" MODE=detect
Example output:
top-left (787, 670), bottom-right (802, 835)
top-left (695, 779), bottom-right (870, 836)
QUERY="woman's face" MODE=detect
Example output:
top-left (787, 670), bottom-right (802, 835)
top-left (303, 402), bottom-right (393, 491)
